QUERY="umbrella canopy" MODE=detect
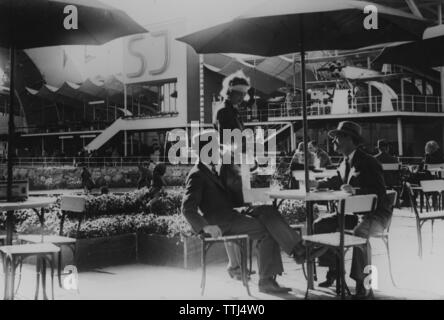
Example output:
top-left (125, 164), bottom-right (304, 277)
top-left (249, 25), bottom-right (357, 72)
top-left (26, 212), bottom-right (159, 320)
top-left (0, 0), bottom-right (147, 247)
top-left (374, 25), bottom-right (444, 69)
top-left (0, 0), bottom-right (147, 49)
top-left (178, 0), bottom-right (430, 57)
top-left (177, 0), bottom-right (430, 214)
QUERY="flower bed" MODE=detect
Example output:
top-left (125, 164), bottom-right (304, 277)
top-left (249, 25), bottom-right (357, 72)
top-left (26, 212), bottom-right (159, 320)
top-left (4, 187), bottom-right (311, 269)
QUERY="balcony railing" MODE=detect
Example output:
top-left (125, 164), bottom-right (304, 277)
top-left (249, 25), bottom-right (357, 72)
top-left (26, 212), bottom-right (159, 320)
top-left (0, 155), bottom-right (426, 168)
top-left (240, 95), bottom-right (443, 122)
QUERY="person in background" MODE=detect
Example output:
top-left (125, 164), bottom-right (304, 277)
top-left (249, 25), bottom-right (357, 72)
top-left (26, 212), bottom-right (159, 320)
top-left (81, 167), bottom-right (94, 194)
top-left (137, 161), bottom-right (153, 190)
top-left (308, 141), bottom-right (331, 169)
top-left (374, 139), bottom-right (398, 164)
top-left (146, 163), bottom-right (167, 212)
top-left (424, 140), bottom-right (444, 165)
top-left (290, 142), bottom-right (315, 171)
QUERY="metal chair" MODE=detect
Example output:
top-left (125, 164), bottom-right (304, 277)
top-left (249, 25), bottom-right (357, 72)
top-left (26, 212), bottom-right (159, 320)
top-left (200, 234), bottom-right (251, 296)
top-left (303, 194), bottom-right (378, 299)
top-left (344, 190), bottom-right (398, 287)
top-left (407, 181), bottom-right (444, 258)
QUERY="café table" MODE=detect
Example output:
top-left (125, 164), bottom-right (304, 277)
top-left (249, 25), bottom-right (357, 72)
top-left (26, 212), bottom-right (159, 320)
top-left (0, 197), bottom-right (56, 245)
top-left (0, 197), bottom-right (56, 299)
top-left (267, 189), bottom-right (351, 289)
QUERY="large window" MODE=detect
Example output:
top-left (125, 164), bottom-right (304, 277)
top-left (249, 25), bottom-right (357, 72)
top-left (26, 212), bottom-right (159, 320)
top-left (129, 79), bottom-right (177, 117)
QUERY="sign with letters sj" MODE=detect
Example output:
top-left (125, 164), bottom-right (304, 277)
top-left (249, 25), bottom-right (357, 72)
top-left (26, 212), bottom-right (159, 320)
top-left (122, 20), bottom-right (188, 85)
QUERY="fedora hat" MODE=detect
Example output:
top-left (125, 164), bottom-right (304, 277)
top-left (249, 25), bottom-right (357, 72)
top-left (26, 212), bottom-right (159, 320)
top-left (328, 121), bottom-right (363, 142)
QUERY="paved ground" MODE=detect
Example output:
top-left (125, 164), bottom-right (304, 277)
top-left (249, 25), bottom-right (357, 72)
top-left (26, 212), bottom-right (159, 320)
top-left (5, 207), bottom-right (444, 300)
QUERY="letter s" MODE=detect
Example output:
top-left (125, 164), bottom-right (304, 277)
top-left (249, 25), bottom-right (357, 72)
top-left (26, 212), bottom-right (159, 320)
top-left (127, 35), bottom-right (147, 78)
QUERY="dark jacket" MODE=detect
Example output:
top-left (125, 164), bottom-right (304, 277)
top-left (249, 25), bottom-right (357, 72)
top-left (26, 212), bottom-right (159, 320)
top-left (182, 162), bottom-right (239, 233)
top-left (424, 150), bottom-right (444, 165)
top-left (374, 152), bottom-right (398, 164)
top-left (318, 148), bottom-right (392, 225)
top-left (215, 100), bottom-right (244, 132)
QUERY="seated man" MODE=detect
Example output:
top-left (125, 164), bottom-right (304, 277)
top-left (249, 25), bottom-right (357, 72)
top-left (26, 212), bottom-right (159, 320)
top-left (311, 121), bottom-right (392, 298)
top-left (181, 130), bottom-right (325, 294)
top-left (374, 139), bottom-right (398, 164)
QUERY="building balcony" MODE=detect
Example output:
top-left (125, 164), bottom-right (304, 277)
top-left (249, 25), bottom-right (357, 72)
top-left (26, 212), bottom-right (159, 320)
top-left (239, 95), bottom-right (444, 123)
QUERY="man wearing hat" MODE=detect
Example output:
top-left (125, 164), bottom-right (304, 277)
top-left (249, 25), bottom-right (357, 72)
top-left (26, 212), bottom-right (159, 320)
top-left (311, 121), bottom-right (392, 298)
top-left (375, 139), bottom-right (398, 164)
top-left (182, 130), bottom-right (326, 294)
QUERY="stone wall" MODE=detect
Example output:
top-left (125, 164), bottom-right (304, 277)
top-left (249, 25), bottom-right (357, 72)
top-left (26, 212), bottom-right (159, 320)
top-left (0, 164), bottom-right (192, 190)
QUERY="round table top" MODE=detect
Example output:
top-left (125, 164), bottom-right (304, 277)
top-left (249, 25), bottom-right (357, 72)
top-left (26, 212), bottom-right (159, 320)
top-left (0, 197), bottom-right (56, 211)
top-left (267, 189), bottom-right (351, 201)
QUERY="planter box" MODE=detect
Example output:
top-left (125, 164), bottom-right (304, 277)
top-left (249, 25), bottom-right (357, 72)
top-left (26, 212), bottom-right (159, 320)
top-left (137, 233), bottom-right (228, 269)
top-left (63, 234), bottom-right (137, 271)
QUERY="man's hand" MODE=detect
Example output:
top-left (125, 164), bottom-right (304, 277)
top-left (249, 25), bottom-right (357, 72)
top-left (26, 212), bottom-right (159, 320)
top-left (202, 225), bottom-right (223, 238)
top-left (340, 184), bottom-right (356, 195)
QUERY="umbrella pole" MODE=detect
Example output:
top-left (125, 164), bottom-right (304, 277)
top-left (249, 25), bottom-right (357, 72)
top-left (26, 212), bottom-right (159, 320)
top-left (6, 46), bottom-right (16, 245)
top-left (300, 21), bottom-right (315, 290)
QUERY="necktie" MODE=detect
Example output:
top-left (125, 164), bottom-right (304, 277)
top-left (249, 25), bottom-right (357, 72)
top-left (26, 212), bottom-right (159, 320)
top-left (210, 163), bottom-right (219, 177)
top-left (344, 157), bottom-right (351, 183)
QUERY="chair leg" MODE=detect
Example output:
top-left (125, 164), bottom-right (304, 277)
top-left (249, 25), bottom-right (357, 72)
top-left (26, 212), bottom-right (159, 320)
top-left (200, 241), bottom-right (207, 296)
top-left (240, 239), bottom-right (251, 296)
top-left (431, 220), bottom-right (435, 254)
top-left (417, 223), bottom-right (423, 258)
top-left (50, 254), bottom-right (55, 300)
top-left (41, 258), bottom-right (48, 300)
top-left (339, 248), bottom-right (345, 300)
top-left (382, 236), bottom-right (397, 288)
top-left (58, 250), bottom-right (63, 288)
top-left (35, 257), bottom-right (41, 300)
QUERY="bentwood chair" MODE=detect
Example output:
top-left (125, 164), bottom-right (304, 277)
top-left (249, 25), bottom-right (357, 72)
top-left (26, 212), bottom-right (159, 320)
top-left (303, 194), bottom-right (378, 300)
top-left (200, 234), bottom-right (251, 296)
top-left (407, 181), bottom-right (444, 258)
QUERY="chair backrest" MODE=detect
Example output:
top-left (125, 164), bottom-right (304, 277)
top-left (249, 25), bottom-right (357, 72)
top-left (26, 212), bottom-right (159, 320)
top-left (386, 190), bottom-right (398, 207)
top-left (385, 190), bottom-right (398, 232)
top-left (420, 180), bottom-right (444, 193)
top-left (382, 163), bottom-right (400, 171)
top-left (405, 183), bottom-right (421, 220)
top-left (339, 194), bottom-right (378, 215)
top-left (424, 163), bottom-right (444, 170)
top-left (61, 195), bottom-right (87, 213)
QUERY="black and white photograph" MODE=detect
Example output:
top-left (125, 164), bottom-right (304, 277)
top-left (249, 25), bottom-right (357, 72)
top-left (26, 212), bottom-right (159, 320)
top-left (1, 0), bottom-right (444, 303)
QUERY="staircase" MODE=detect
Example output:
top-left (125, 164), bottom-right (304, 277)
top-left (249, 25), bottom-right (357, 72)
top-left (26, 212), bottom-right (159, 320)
top-left (84, 115), bottom-right (179, 152)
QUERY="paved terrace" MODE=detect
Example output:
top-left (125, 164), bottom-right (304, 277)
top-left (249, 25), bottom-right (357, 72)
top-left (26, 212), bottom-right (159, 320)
top-left (4, 207), bottom-right (444, 300)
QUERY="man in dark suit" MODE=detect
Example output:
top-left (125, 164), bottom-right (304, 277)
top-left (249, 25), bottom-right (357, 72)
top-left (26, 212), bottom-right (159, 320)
top-left (374, 139), bottom-right (398, 164)
top-left (312, 121), bottom-right (392, 298)
top-left (182, 130), bottom-right (325, 294)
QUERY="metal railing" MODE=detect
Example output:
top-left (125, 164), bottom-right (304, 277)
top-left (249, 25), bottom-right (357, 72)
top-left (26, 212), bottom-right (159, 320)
top-left (0, 155), bottom-right (426, 168)
top-left (239, 95), bottom-right (443, 122)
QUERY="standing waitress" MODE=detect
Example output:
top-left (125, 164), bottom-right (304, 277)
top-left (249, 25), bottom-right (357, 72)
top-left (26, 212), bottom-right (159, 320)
top-left (214, 72), bottom-right (251, 281)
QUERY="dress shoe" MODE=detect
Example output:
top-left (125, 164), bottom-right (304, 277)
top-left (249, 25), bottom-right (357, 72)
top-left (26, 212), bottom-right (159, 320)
top-left (227, 267), bottom-right (252, 281)
top-left (318, 271), bottom-right (337, 288)
top-left (293, 246), bottom-right (329, 264)
top-left (258, 277), bottom-right (292, 294)
top-left (352, 282), bottom-right (374, 300)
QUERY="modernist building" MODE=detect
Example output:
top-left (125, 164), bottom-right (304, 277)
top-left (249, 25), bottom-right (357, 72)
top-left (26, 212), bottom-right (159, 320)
top-left (1, 2), bottom-right (444, 161)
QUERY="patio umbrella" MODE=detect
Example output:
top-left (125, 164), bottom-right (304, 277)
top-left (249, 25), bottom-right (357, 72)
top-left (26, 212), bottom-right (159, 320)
top-left (1, 0), bottom-right (147, 244)
top-left (374, 25), bottom-right (444, 69)
top-left (177, 0), bottom-right (430, 194)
